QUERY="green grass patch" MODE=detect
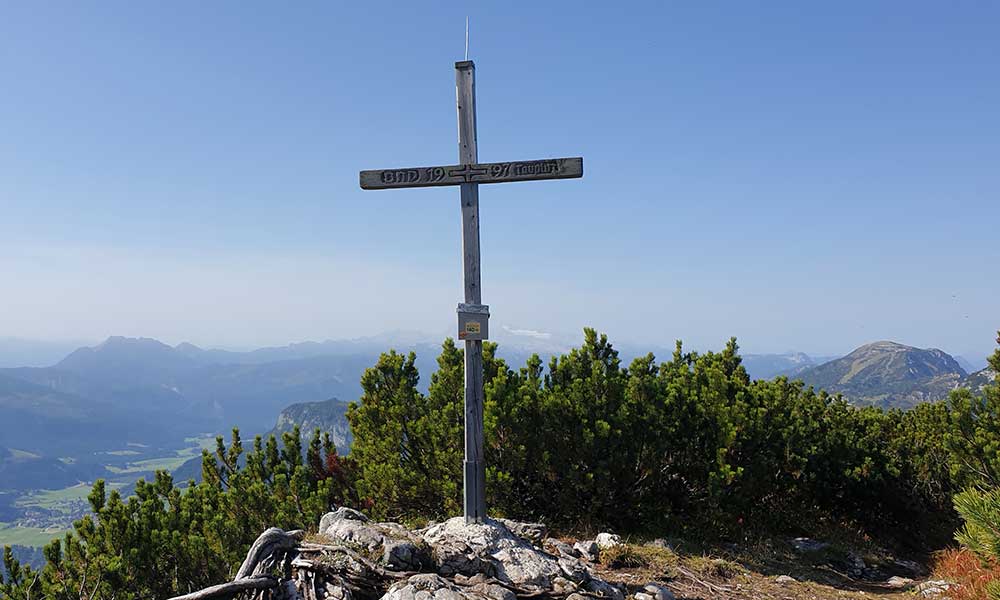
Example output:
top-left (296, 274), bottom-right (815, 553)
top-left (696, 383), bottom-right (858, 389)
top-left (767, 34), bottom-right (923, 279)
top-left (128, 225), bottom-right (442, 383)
top-left (0, 523), bottom-right (67, 547)
top-left (106, 455), bottom-right (190, 474)
top-left (106, 436), bottom-right (214, 473)
top-left (17, 482), bottom-right (125, 512)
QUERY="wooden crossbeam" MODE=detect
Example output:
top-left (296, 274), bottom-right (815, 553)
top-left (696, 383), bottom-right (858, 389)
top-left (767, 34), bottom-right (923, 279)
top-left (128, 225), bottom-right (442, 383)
top-left (359, 157), bottom-right (583, 190)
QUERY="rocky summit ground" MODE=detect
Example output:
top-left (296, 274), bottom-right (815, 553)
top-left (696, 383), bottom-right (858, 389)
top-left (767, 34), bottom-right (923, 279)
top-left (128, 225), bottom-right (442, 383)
top-left (169, 509), bottom-right (957, 600)
top-left (588, 537), bottom-right (954, 600)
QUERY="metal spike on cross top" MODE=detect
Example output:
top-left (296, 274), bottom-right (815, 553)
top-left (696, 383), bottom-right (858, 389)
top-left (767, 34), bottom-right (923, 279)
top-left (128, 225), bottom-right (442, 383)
top-left (359, 60), bottom-right (583, 523)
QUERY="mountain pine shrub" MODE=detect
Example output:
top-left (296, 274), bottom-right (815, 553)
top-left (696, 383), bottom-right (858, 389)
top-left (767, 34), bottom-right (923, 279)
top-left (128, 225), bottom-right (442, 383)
top-left (952, 332), bottom-right (1000, 599)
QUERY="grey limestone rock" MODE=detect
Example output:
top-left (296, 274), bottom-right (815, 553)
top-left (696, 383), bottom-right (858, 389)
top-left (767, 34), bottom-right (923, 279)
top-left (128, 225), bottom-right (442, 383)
top-left (551, 576), bottom-right (580, 596)
top-left (320, 507), bottom-right (428, 571)
top-left (545, 538), bottom-right (579, 559)
top-left (641, 583), bottom-right (675, 600)
top-left (558, 556), bottom-right (591, 584)
top-left (421, 517), bottom-right (618, 597)
top-left (495, 519), bottom-right (548, 546)
top-left (423, 518), bottom-right (562, 591)
top-left (573, 541), bottom-right (599, 562)
top-left (380, 573), bottom-right (516, 600)
top-left (584, 577), bottom-right (625, 600)
top-left (384, 539), bottom-right (426, 572)
top-left (595, 533), bottom-right (622, 549)
top-left (316, 510), bottom-right (621, 600)
top-left (914, 580), bottom-right (956, 597)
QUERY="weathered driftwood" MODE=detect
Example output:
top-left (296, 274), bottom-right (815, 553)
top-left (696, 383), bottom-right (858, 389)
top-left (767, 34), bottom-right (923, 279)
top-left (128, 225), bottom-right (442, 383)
top-left (235, 528), bottom-right (304, 579)
top-left (168, 528), bottom-right (303, 600)
top-left (167, 575), bottom-right (277, 600)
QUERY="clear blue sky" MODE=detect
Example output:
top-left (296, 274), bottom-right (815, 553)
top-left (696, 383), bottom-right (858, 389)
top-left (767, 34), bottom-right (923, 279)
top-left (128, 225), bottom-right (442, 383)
top-left (1, 1), bottom-right (997, 359)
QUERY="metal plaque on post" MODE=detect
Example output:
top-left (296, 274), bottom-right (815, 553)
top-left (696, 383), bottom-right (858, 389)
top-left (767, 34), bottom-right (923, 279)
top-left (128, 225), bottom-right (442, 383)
top-left (457, 303), bottom-right (489, 341)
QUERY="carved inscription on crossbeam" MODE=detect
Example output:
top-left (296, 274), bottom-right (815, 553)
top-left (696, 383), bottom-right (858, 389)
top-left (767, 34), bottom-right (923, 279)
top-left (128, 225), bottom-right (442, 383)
top-left (360, 157), bottom-right (583, 190)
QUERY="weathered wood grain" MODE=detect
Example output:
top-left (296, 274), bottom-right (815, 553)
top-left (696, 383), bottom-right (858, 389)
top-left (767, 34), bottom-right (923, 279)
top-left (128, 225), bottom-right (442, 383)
top-left (457, 60), bottom-right (487, 524)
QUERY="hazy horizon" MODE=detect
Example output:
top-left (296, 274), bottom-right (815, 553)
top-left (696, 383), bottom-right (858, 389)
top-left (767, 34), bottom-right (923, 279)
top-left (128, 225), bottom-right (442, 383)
top-left (0, 328), bottom-right (991, 374)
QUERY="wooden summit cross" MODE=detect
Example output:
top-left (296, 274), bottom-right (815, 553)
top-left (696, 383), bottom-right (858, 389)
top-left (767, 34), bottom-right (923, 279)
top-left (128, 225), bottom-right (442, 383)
top-left (359, 60), bottom-right (583, 523)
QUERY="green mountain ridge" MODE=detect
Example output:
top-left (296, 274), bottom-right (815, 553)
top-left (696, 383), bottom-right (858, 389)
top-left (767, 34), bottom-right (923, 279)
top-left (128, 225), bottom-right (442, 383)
top-left (796, 340), bottom-right (968, 408)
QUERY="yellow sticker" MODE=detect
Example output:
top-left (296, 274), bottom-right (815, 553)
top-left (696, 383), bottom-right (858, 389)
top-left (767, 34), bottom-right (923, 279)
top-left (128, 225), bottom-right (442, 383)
top-left (465, 322), bottom-right (481, 334)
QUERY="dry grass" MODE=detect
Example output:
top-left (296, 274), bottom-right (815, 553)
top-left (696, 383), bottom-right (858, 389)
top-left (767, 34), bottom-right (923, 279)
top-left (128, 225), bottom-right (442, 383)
top-left (600, 544), bottom-right (679, 573)
top-left (933, 547), bottom-right (1000, 600)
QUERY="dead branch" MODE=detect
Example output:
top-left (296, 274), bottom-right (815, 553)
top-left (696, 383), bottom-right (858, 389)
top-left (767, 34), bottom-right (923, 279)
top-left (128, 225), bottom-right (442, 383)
top-left (166, 575), bottom-right (277, 600)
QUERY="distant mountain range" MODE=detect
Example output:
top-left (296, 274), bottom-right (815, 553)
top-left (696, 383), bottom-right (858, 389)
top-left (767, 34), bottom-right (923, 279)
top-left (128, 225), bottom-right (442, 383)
top-left (0, 336), bottom-right (445, 456)
top-left (1, 334), bottom-right (995, 489)
top-left (793, 340), bottom-right (991, 409)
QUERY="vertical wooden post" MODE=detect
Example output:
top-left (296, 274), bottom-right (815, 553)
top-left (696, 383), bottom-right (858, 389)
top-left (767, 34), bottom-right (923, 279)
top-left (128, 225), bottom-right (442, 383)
top-left (455, 60), bottom-right (486, 523)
